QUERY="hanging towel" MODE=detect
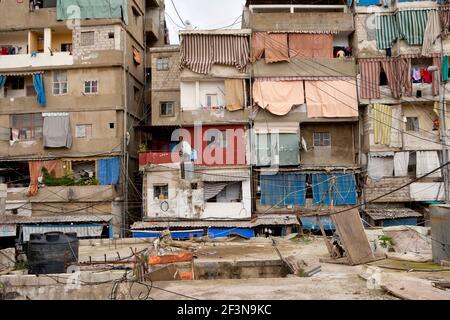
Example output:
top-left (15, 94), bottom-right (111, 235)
top-left (253, 80), bottom-right (304, 116)
top-left (98, 157), bottom-right (121, 185)
top-left (43, 114), bottom-right (72, 148)
top-left (224, 79), bottom-right (244, 111)
top-left (394, 152), bottom-right (410, 177)
top-left (373, 103), bottom-right (392, 145)
top-left (416, 151), bottom-right (442, 178)
top-left (422, 10), bottom-right (441, 57)
top-left (32, 73), bottom-right (46, 106)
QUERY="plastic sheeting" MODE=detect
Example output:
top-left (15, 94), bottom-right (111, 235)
top-left (56, 0), bottom-right (129, 25)
top-left (305, 80), bottom-right (358, 118)
top-left (98, 157), bottom-right (121, 185)
top-left (333, 173), bottom-right (357, 205)
top-left (260, 173), bottom-right (306, 206)
top-left (367, 152), bottom-right (394, 181)
top-left (32, 73), bottom-right (46, 106)
top-left (22, 224), bottom-right (104, 242)
top-left (312, 173), bottom-right (331, 205)
top-left (416, 151), bottom-right (442, 178)
top-left (253, 80), bottom-right (304, 116)
top-left (43, 114), bottom-right (72, 148)
top-left (394, 152), bottom-right (410, 177)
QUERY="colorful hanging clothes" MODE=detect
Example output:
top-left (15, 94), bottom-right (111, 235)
top-left (420, 68), bottom-right (432, 83)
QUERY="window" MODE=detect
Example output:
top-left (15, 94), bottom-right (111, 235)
top-left (406, 117), bottom-right (419, 132)
top-left (80, 31), bottom-right (95, 46)
top-left (156, 57), bottom-right (169, 71)
top-left (10, 113), bottom-right (43, 141)
top-left (109, 123), bottom-right (115, 129)
top-left (206, 94), bottom-right (218, 108)
top-left (84, 80), bottom-right (98, 94)
top-left (108, 32), bottom-right (115, 39)
top-left (313, 132), bottom-right (331, 147)
top-left (153, 184), bottom-right (168, 200)
top-left (134, 86), bottom-right (140, 102)
top-left (61, 43), bottom-right (72, 52)
top-left (53, 71), bottom-right (68, 95)
top-left (75, 124), bottom-right (92, 139)
top-left (160, 101), bottom-right (174, 116)
top-left (8, 77), bottom-right (24, 90)
top-left (205, 182), bottom-right (242, 203)
top-left (206, 130), bottom-right (227, 148)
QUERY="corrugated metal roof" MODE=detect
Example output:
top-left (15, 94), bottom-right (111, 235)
top-left (179, 29), bottom-right (251, 36)
top-left (132, 220), bottom-right (252, 230)
top-left (0, 214), bottom-right (113, 225)
top-left (196, 168), bottom-right (251, 182)
top-left (363, 208), bottom-right (422, 221)
top-left (252, 214), bottom-right (299, 227)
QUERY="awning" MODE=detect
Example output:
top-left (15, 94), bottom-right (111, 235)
top-left (197, 168), bottom-right (250, 182)
top-left (0, 71), bottom-right (44, 76)
top-left (22, 224), bottom-right (104, 242)
top-left (253, 122), bottom-right (299, 134)
top-left (0, 224), bottom-right (16, 237)
top-left (132, 220), bottom-right (252, 230)
top-left (0, 214), bottom-right (113, 225)
top-left (363, 208), bottom-right (422, 221)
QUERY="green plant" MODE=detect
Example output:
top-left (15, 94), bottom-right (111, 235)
top-left (378, 235), bottom-right (394, 249)
top-left (138, 143), bottom-right (147, 152)
top-left (41, 167), bottom-right (99, 187)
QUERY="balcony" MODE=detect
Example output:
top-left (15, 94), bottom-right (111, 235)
top-left (244, 4), bottom-right (354, 33)
top-left (139, 151), bottom-right (181, 169)
top-left (0, 52), bottom-right (74, 71)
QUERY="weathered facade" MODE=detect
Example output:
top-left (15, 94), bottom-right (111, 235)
top-left (0, 0), bottom-right (167, 244)
top-left (354, 0), bottom-right (450, 226)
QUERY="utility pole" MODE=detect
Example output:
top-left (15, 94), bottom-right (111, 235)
top-left (0, 183), bottom-right (6, 215)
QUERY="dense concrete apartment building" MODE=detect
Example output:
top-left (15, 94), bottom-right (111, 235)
top-left (354, 0), bottom-right (450, 227)
top-left (0, 0), bottom-right (167, 247)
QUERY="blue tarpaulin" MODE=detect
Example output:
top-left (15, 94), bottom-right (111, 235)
top-left (208, 228), bottom-right (254, 239)
top-left (333, 173), bottom-right (358, 205)
top-left (383, 218), bottom-right (418, 227)
top-left (312, 174), bottom-right (331, 205)
top-left (0, 75), bottom-right (6, 90)
top-left (32, 74), bottom-right (46, 107)
top-left (260, 173), bottom-right (306, 206)
top-left (98, 157), bottom-right (120, 185)
top-left (356, 0), bottom-right (380, 5)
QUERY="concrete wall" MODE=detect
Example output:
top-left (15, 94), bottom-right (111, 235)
top-left (300, 122), bottom-right (357, 167)
top-left (144, 166), bottom-right (251, 220)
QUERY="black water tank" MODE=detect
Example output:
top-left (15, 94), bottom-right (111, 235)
top-left (28, 232), bottom-right (79, 275)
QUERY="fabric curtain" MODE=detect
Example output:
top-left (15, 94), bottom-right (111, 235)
top-left (216, 182), bottom-right (241, 202)
top-left (439, 10), bottom-right (450, 37)
top-left (394, 152), bottom-right (410, 177)
top-left (333, 173), bottom-right (357, 205)
top-left (359, 60), bottom-right (381, 99)
top-left (251, 32), bottom-right (266, 62)
top-left (204, 182), bottom-right (228, 200)
top-left (373, 103), bottom-right (392, 145)
top-left (180, 34), bottom-right (249, 74)
top-left (376, 14), bottom-right (399, 50)
top-left (367, 152), bottom-right (394, 181)
top-left (288, 33), bottom-right (333, 58)
top-left (98, 157), bottom-right (121, 185)
top-left (381, 60), bottom-right (401, 98)
top-left (28, 160), bottom-right (63, 196)
top-left (32, 74), bottom-right (46, 106)
top-left (305, 80), bottom-right (358, 118)
top-left (443, 56), bottom-right (449, 82)
top-left (312, 173), bottom-right (331, 205)
top-left (0, 75), bottom-right (6, 90)
top-left (422, 10), bottom-right (441, 57)
top-left (264, 33), bottom-right (289, 63)
top-left (398, 57), bottom-right (412, 97)
top-left (260, 174), bottom-right (284, 206)
top-left (396, 9), bottom-right (429, 46)
top-left (260, 173), bottom-right (306, 206)
top-left (56, 0), bottom-right (129, 25)
top-left (432, 56), bottom-right (441, 96)
top-left (253, 80), bottom-right (304, 116)
top-left (416, 151), bottom-right (441, 178)
top-left (43, 114), bottom-right (72, 148)
top-left (224, 79), bottom-right (244, 111)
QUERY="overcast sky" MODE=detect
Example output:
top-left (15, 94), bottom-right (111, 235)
top-left (165, 0), bottom-right (246, 44)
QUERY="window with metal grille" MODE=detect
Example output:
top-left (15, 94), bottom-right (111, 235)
top-left (53, 71), bottom-right (68, 95)
top-left (10, 113), bottom-right (43, 141)
top-left (313, 132), bottom-right (331, 147)
top-left (153, 184), bottom-right (168, 200)
top-left (160, 101), bottom-right (174, 116)
top-left (75, 124), bottom-right (92, 139)
top-left (80, 31), bottom-right (95, 46)
top-left (156, 57), bottom-right (169, 71)
top-left (406, 117), bottom-right (419, 132)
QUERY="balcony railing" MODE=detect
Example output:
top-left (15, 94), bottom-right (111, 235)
top-left (0, 52), bottom-right (74, 70)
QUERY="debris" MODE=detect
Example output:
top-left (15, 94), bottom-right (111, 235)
top-left (432, 281), bottom-right (450, 289)
top-left (0, 248), bottom-right (15, 271)
top-left (271, 238), bottom-right (296, 274)
top-left (284, 233), bottom-right (299, 240)
top-left (383, 226), bottom-right (432, 255)
top-left (331, 209), bottom-right (376, 265)
top-left (145, 265), bottom-right (181, 282)
top-left (180, 271), bottom-right (194, 280)
top-left (148, 252), bottom-right (194, 266)
top-left (387, 252), bottom-right (432, 263)
top-left (380, 274), bottom-right (450, 300)
top-left (302, 265), bottom-right (321, 277)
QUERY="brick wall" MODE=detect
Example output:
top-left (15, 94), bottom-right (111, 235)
top-left (151, 49), bottom-right (180, 91)
top-left (365, 177), bottom-right (412, 202)
top-left (73, 25), bottom-right (122, 60)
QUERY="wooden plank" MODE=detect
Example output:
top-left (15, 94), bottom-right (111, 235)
top-left (316, 215), bottom-right (334, 257)
top-left (331, 209), bottom-right (375, 265)
top-left (381, 275), bottom-right (450, 300)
